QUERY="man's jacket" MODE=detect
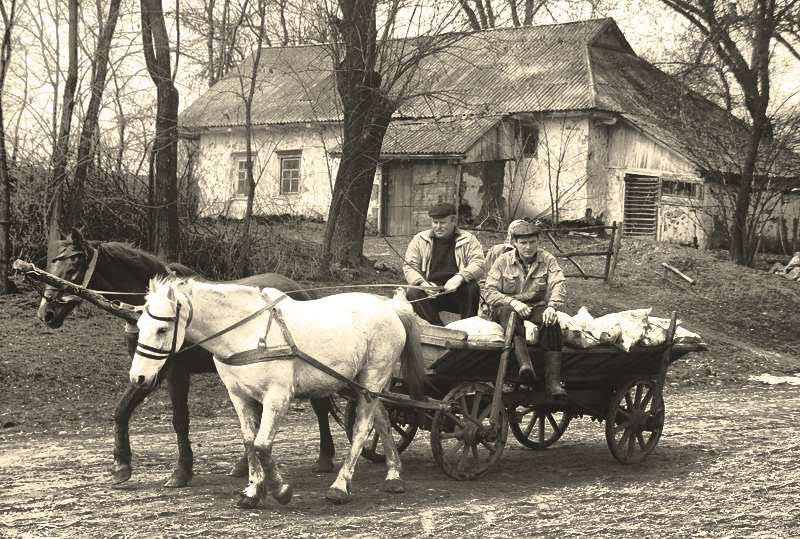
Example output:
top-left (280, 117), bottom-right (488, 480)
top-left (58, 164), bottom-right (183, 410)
top-left (484, 248), bottom-right (566, 310)
top-left (403, 229), bottom-right (485, 285)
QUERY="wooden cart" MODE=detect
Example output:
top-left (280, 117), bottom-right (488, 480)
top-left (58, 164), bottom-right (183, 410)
top-left (345, 312), bottom-right (707, 480)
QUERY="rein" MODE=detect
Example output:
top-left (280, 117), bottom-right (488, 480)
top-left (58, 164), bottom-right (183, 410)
top-left (137, 292), bottom-right (290, 361)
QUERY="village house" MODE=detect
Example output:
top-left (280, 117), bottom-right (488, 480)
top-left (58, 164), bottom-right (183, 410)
top-left (178, 17), bottom-right (800, 247)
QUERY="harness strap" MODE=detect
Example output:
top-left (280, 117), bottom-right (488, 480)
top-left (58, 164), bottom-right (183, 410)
top-left (176, 293), bottom-right (288, 356)
top-left (216, 345), bottom-right (295, 366)
top-left (271, 308), bottom-right (379, 401)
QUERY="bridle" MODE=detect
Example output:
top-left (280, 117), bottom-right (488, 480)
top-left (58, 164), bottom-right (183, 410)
top-left (40, 246), bottom-right (99, 305)
top-left (135, 299), bottom-right (191, 361)
top-left (135, 289), bottom-right (288, 362)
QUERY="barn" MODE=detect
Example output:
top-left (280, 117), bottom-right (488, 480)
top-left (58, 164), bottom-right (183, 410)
top-left (179, 17), bottom-right (799, 247)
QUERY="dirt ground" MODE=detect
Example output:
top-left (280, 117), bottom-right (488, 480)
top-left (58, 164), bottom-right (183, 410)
top-left (2, 233), bottom-right (800, 538)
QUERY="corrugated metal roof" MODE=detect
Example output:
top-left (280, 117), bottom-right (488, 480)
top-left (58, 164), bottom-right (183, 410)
top-left (179, 18), bottom-right (619, 129)
top-left (330, 116), bottom-right (503, 157)
top-left (590, 47), bottom-right (768, 174)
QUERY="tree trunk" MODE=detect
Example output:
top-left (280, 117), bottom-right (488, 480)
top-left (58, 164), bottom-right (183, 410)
top-left (142, 0), bottom-right (180, 260)
top-left (0, 0), bottom-right (17, 294)
top-left (70, 0), bottom-right (124, 229)
top-left (323, 114), bottom-right (390, 268)
top-left (47, 0), bottom-right (78, 263)
top-left (321, 0), bottom-right (393, 272)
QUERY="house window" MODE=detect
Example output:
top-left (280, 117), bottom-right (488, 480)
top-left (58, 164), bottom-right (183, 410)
top-left (234, 157), bottom-right (251, 197)
top-left (514, 121), bottom-right (538, 158)
top-left (279, 152), bottom-right (301, 194)
top-left (661, 179), bottom-right (702, 200)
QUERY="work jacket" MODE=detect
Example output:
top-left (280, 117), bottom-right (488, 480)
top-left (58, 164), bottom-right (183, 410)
top-left (484, 248), bottom-right (566, 310)
top-left (403, 229), bottom-right (485, 286)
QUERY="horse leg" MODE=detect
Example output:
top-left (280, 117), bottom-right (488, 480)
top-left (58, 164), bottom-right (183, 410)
top-left (163, 364), bottom-right (193, 488)
top-left (228, 395), bottom-right (263, 510)
top-left (111, 383), bottom-right (151, 484)
top-left (310, 397), bottom-right (336, 473)
top-left (249, 389), bottom-right (293, 506)
top-left (326, 394), bottom-right (380, 505)
top-left (373, 402), bottom-right (405, 494)
top-left (229, 401), bottom-right (261, 478)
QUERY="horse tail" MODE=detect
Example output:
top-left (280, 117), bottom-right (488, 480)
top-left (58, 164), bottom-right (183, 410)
top-left (391, 297), bottom-right (428, 401)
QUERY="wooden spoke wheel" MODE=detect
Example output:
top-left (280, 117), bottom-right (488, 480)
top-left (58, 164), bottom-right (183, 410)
top-left (509, 406), bottom-right (572, 450)
top-left (430, 382), bottom-right (508, 480)
top-left (605, 378), bottom-right (664, 464)
top-left (344, 399), bottom-right (418, 464)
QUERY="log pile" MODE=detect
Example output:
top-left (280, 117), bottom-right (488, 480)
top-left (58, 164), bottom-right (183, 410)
top-left (769, 252), bottom-right (800, 281)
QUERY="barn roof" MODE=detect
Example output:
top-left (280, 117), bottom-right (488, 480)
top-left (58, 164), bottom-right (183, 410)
top-left (179, 18), bottom-right (626, 129)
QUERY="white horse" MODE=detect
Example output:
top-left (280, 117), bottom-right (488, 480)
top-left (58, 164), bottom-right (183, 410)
top-left (129, 276), bottom-right (427, 509)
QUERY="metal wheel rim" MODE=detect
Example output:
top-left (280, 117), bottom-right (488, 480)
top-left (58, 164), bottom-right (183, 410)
top-left (430, 382), bottom-right (508, 480)
top-left (605, 378), bottom-right (664, 464)
top-left (509, 406), bottom-right (572, 450)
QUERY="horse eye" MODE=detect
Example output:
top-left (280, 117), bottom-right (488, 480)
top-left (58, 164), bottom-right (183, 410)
top-left (156, 327), bottom-right (168, 335)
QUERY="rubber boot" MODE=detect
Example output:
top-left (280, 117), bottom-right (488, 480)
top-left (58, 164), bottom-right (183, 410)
top-left (513, 335), bottom-right (538, 383)
top-left (543, 351), bottom-right (568, 400)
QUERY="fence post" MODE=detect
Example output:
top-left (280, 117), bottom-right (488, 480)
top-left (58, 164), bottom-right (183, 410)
top-left (604, 221), bottom-right (617, 282)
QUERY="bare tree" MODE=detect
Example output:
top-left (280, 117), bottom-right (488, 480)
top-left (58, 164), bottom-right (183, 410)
top-left (141, 0), bottom-right (180, 259)
top-left (1, 0), bottom-right (18, 294)
top-left (67, 0), bottom-right (124, 232)
top-left (321, 0), bottom-right (464, 270)
top-left (46, 0), bottom-right (78, 263)
top-left (659, 0), bottom-right (800, 265)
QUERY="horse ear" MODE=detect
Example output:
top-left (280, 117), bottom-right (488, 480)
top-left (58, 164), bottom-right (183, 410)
top-left (70, 227), bottom-right (86, 247)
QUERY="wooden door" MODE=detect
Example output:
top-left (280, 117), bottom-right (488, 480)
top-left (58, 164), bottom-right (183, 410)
top-left (622, 174), bottom-right (659, 237)
top-left (383, 163), bottom-right (414, 236)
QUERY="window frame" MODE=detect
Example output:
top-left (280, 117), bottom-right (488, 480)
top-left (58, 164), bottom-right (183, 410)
top-left (514, 121), bottom-right (538, 158)
top-left (233, 155), bottom-right (252, 197)
top-left (660, 178), bottom-right (703, 201)
top-left (278, 151), bottom-right (302, 195)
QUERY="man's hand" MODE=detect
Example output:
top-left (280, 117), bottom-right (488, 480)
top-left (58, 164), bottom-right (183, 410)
top-left (419, 280), bottom-right (439, 296)
top-left (443, 274), bottom-right (464, 294)
top-left (542, 306), bottom-right (557, 326)
top-left (511, 299), bottom-right (531, 318)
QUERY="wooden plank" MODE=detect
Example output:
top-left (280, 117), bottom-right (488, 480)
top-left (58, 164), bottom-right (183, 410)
top-left (662, 263), bottom-right (695, 285)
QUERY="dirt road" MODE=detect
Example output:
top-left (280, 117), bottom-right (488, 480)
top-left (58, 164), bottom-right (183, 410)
top-left (2, 384), bottom-right (799, 538)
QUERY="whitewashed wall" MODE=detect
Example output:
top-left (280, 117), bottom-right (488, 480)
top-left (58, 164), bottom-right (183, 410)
top-left (503, 116), bottom-right (590, 222)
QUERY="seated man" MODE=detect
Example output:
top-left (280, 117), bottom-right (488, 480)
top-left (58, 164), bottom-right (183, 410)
top-left (404, 202), bottom-right (485, 326)
top-left (483, 218), bottom-right (528, 275)
top-left (484, 220), bottom-right (568, 399)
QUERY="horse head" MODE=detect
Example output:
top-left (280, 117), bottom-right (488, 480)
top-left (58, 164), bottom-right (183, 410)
top-left (129, 276), bottom-right (192, 389)
top-left (37, 228), bottom-right (95, 328)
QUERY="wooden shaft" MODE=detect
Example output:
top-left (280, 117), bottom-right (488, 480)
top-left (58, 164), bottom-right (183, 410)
top-left (491, 310), bottom-right (516, 426)
top-left (12, 259), bottom-right (139, 324)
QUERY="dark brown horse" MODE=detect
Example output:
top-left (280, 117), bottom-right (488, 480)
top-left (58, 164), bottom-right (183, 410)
top-left (36, 228), bottom-right (338, 487)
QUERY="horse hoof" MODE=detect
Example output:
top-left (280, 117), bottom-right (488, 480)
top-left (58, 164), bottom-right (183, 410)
top-left (272, 483), bottom-right (293, 505)
top-left (383, 478), bottom-right (405, 494)
top-left (312, 458), bottom-right (336, 474)
top-left (163, 468), bottom-right (192, 488)
top-left (237, 494), bottom-right (260, 510)
top-left (228, 458), bottom-right (249, 478)
top-left (325, 487), bottom-right (352, 505)
top-left (110, 462), bottom-right (132, 484)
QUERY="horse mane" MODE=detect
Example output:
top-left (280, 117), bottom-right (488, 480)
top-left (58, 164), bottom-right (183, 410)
top-left (95, 241), bottom-right (197, 279)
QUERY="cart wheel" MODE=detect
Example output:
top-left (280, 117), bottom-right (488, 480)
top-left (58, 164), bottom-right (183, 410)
top-left (509, 406), bottom-right (572, 449)
top-left (605, 378), bottom-right (664, 464)
top-left (344, 399), bottom-right (418, 463)
top-left (430, 382), bottom-right (508, 480)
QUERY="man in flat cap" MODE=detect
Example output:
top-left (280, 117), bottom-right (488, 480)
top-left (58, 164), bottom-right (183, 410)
top-left (485, 220), bottom-right (568, 399)
top-left (403, 202), bottom-right (485, 325)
